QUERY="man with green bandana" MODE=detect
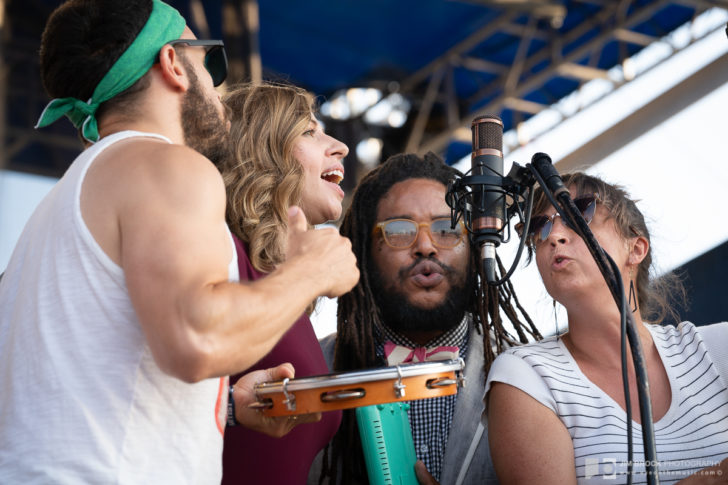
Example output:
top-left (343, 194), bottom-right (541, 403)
top-left (0, 1), bottom-right (359, 483)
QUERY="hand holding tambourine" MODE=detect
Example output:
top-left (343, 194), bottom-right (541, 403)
top-left (248, 359), bottom-right (465, 417)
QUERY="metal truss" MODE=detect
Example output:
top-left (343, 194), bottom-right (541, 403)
top-left (2, 0), bottom-right (727, 178)
top-left (399, 0), bottom-right (728, 158)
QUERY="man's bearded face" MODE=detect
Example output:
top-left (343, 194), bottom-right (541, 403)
top-left (180, 57), bottom-right (231, 166)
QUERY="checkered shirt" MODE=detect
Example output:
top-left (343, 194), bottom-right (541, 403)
top-left (373, 316), bottom-right (470, 481)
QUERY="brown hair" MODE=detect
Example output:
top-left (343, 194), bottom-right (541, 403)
top-left (530, 171), bottom-right (686, 324)
top-left (39, 0), bottom-right (155, 131)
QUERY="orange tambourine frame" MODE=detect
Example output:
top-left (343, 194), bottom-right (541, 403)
top-left (249, 359), bottom-right (465, 417)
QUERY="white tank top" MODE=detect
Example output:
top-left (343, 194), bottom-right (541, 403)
top-left (0, 131), bottom-right (239, 484)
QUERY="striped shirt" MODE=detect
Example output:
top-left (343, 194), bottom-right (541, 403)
top-left (374, 317), bottom-right (469, 481)
top-left (486, 321), bottom-right (728, 484)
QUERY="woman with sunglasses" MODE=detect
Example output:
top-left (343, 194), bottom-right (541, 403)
top-left (486, 172), bottom-right (728, 484)
top-left (217, 81), bottom-right (351, 485)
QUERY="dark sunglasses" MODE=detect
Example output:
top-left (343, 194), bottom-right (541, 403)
top-left (165, 39), bottom-right (228, 87)
top-left (373, 218), bottom-right (466, 249)
top-left (516, 194), bottom-right (598, 246)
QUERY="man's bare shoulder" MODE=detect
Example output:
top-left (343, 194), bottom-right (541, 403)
top-left (103, 137), bottom-right (219, 172)
top-left (93, 137), bottom-right (225, 198)
top-left (81, 137), bottom-right (227, 264)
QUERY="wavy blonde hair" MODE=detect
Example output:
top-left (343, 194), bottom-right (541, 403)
top-left (221, 82), bottom-right (315, 273)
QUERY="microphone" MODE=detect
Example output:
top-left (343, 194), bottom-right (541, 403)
top-left (470, 115), bottom-right (505, 284)
top-left (530, 152), bottom-right (568, 198)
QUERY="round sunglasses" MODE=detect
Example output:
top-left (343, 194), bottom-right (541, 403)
top-left (373, 218), bottom-right (466, 249)
top-left (516, 194), bottom-right (598, 246)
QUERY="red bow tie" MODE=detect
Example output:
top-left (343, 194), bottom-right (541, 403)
top-left (383, 341), bottom-right (460, 366)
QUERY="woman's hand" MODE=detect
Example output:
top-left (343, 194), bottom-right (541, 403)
top-left (232, 363), bottom-right (321, 437)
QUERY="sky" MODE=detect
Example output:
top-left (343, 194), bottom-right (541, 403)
top-left (1, 9), bottom-right (727, 340)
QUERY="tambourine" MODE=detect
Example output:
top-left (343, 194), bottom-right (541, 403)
top-left (249, 358), bottom-right (465, 417)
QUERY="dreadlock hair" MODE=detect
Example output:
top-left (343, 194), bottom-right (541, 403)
top-left (320, 152), bottom-right (541, 484)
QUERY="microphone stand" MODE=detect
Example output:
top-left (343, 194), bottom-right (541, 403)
top-left (446, 161), bottom-right (537, 287)
top-left (529, 153), bottom-right (659, 485)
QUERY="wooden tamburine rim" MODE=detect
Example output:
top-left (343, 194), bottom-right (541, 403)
top-left (250, 359), bottom-right (465, 416)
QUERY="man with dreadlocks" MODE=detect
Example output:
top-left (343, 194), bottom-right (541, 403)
top-left (308, 152), bottom-right (540, 484)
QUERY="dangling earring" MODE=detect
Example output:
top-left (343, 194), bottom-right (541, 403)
top-left (553, 299), bottom-right (561, 340)
top-left (628, 267), bottom-right (638, 313)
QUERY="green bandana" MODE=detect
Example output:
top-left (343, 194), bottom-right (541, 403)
top-left (35, 0), bottom-right (185, 143)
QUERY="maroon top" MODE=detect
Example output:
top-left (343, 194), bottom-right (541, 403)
top-left (222, 235), bottom-right (342, 485)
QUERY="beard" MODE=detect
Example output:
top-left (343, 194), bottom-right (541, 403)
top-left (369, 256), bottom-right (475, 335)
top-left (180, 63), bottom-right (231, 167)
